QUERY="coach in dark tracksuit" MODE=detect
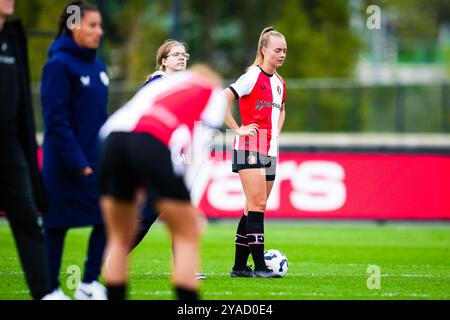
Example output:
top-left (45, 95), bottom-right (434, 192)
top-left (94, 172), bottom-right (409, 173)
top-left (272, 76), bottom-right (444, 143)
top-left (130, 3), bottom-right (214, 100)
top-left (40, 1), bottom-right (108, 299)
top-left (0, 6), bottom-right (51, 299)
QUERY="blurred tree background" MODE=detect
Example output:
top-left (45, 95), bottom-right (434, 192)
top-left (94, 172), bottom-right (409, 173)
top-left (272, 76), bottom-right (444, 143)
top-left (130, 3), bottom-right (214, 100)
top-left (13, 0), bottom-right (364, 81)
top-left (11, 0), bottom-right (449, 133)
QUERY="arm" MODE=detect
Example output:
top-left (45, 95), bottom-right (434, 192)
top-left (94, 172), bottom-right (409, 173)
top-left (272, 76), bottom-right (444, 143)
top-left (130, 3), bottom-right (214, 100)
top-left (41, 60), bottom-right (91, 176)
top-left (278, 79), bottom-right (287, 136)
top-left (224, 88), bottom-right (240, 131)
top-left (277, 104), bottom-right (286, 137)
top-left (223, 88), bottom-right (258, 136)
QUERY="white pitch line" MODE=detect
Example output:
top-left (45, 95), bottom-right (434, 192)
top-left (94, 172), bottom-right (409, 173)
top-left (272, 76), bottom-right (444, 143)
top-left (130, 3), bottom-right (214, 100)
top-left (384, 274), bottom-right (450, 278)
top-left (285, 273), bottom-right (450, 278)
top-left (296, 262), bottom-right (450, 269)
top-left (126, 290), bottom-right (450, 299)
top-left (129, 290), bottom-right (172, 296)
top-left (0, 271), bottom-right (24, 275)
top-left (133, 271), bottom-right (450, 279)
top-left (204, 291), bottom-right (448, 298)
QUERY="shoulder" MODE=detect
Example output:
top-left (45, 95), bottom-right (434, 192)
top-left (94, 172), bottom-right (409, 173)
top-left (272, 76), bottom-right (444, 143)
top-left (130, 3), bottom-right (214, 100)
top-left (42, 55), bottom-right (73, 80)
top-left (243, 65), bottom-right (261, 77)
top-left (233, 66), bottom-right (261, 84)
top-left (274, 71), bottom-right (285, 85)
top-left (45, 54), bottom-right (70, 69)
top-left (95, 58), bottom-right (107, 71)
top-left (47, 50), bottom-right (77, 65)
top-left (148, 74), bottom-right (163, 82)
top-left (4, 20), bottom-right (26, 49)
top-left (150, 71), bottom-right (166, 81)
top-left (5, 19), bottom-right (24, 34)
top-left (144, 71), bottom-right (166, 86)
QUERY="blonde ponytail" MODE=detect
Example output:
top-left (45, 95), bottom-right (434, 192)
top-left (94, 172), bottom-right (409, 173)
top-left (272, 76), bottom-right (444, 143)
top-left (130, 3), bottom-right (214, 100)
top-left (251, 26), bottom-right (285, 67)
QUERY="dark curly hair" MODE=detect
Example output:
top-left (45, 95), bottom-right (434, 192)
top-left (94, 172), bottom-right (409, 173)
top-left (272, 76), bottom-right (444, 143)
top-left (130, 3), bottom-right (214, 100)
top-left (56, 1), bottom-right (98, 38)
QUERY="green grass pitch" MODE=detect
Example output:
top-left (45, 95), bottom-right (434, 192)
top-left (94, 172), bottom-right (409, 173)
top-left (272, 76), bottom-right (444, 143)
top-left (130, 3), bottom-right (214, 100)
top-left (1, 218), bottom-right (449, 300)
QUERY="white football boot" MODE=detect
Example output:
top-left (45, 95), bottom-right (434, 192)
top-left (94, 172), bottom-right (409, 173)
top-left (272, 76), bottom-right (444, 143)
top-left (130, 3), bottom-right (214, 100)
top-left (195, 273), bottom-right (206, 280)
top-left (41, 288), bottom-right (71, 300)
top-left (74, 281), bottom-right (107, 300)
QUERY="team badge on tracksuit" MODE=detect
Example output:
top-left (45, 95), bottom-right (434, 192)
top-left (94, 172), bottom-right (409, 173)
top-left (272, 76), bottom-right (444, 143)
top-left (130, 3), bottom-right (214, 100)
top-left (80, 75), bottom-right (90, 87)
top-left (100, 71), bottom-right (109, 86)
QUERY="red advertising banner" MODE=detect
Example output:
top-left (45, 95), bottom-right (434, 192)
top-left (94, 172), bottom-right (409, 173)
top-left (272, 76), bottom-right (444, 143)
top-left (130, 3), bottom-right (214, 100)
top-left (3, 149), bottom-right (450, 220)
top-left (195, 152), bottom-right (450, 220)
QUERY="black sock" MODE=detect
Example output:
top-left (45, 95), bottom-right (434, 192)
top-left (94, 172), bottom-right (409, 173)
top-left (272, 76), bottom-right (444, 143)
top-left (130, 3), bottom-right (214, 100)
top-left (83, 225), bottom-right (106, 283)
top-left (233, 214), bottom-right (250, 270)
top-left (246, 211), bottom-right (266, 271)
top-left (176, 286), bottom-right (199, 300)
top-left (107, 283), bottom-right (127, 300)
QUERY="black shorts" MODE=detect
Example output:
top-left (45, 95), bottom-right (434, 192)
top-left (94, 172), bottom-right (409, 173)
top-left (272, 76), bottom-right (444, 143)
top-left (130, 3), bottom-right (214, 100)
top-left (98, 132), bottom-right (190, 203)
top-left (231, 149), bottom-right (277, 181)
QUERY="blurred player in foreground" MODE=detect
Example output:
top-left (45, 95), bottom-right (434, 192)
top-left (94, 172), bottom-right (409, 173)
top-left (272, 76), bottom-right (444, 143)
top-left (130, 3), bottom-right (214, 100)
top-left (129, 39), bottom-right (207, 280)
top-left (98, 65), bottom-right (231, 300)
top-left (103, 39), bottom-right (206, 280)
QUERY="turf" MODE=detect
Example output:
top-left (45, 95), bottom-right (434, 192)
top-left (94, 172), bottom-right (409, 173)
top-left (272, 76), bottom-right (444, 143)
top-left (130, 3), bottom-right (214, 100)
top-left (0, 218), bottom-right (449, 300)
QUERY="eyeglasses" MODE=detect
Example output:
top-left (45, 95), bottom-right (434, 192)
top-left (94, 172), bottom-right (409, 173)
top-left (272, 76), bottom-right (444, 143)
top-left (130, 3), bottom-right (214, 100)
top-left (166, 52), bottom-right (190, 60)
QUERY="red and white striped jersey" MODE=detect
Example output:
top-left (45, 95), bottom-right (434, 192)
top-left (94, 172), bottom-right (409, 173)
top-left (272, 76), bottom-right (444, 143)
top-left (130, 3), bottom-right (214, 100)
top-left (229, 66), bottom-right (286, 157)
top-left (100, 71), bottom-right (227, 183)
top-left (100, 71), bottom-right (227, 144)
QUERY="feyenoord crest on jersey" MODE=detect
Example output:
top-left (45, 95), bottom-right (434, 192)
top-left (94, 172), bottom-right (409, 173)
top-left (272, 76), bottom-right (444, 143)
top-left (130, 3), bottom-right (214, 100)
top-left (247, 153), bottom-right (257, 165)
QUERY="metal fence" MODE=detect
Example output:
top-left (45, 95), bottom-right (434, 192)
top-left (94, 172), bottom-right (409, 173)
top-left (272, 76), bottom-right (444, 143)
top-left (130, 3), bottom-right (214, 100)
top-left (31, 79), bottom-right (450, 134)
top-left (281, 79), bottom-right (450, 133)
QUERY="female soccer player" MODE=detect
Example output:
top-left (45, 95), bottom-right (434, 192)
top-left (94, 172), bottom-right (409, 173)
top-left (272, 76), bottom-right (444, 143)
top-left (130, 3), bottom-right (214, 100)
top-left (40, 1), bottom-right (108, 299)
top-left (122, 39), bottom-right (206, 280)
top-left (224, 26), bottom-right (287, 278)
top-left (98, 65), bottom-right (229, 300)
top-left (131, 39), bottom-right (190, 249)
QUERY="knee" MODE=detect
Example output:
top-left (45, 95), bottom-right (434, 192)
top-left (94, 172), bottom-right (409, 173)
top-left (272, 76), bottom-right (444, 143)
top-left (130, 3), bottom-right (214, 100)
top-left (247, 198), bottom-right (267, 212)
top-left (184, 212), bottom-right (203, 241)
top-left (108, 229), bottom-right (135, 250)
top-left (173, 209), bottom-right (203, 241)
top-left (196, 214), bottom-right (207, 236)
top-left (110, 237), bottom-right (133, 253)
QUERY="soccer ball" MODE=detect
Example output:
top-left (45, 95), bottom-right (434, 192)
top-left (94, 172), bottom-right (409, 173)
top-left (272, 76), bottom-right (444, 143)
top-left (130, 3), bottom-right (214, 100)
top-left (264, 249), bottom-right (288, 277)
